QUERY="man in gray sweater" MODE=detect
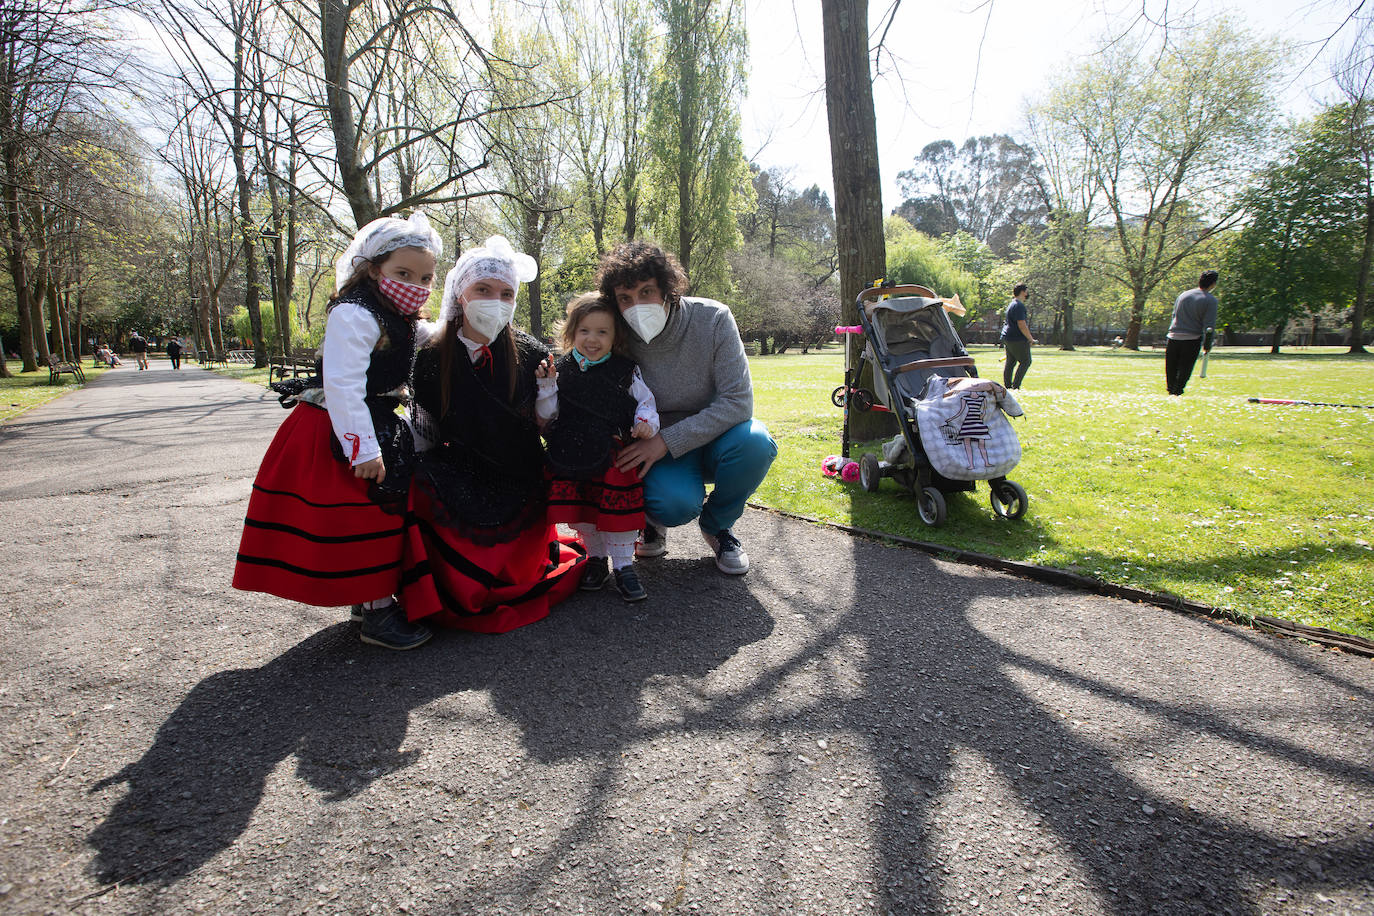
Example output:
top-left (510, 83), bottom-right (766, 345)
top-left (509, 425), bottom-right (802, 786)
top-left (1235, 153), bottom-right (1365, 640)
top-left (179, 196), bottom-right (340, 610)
top-left (1165, 270), bottom-right (1220, 395)
top-left (601, 242), bottom-right (777, 575)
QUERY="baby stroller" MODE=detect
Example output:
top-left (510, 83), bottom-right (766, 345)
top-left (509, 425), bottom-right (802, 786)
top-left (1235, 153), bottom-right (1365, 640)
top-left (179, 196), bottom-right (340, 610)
top-left (834, 284), bottom-right (1029, 526)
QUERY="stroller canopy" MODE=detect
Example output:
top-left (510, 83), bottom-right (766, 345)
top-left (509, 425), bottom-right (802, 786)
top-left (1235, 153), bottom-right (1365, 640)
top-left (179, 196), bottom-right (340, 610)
top-left (866, 296), bottom-right (968, 364)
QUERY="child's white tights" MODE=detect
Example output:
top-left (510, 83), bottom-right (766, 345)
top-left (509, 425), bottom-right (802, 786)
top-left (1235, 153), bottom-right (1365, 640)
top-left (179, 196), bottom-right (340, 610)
top-left (572, 523), bottom-right (636, 570)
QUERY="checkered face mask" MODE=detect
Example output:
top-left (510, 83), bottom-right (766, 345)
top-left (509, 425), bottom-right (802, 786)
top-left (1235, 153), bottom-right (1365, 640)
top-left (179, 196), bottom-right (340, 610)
top-left (376, 276), bottom-right (432, 316)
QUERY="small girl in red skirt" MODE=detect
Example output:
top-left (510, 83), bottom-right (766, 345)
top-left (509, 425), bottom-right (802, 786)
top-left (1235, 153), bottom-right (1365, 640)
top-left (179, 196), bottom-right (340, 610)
top-left (542, 293), bottom-right (660, 601)
top-left (232, 212), bottom-right (443, 650)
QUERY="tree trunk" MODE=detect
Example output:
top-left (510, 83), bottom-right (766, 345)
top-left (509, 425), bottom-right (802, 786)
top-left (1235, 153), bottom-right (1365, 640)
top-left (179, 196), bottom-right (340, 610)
top-left (1124, 286), bottom-right (1146, 350)
top-left (29, 258), bottom-right (52, 366)
top-left (822, 0), bottom-right (892, 442)
top-left (1350, 195), bottom-right (1372, 353)
top-left (320, 0), bottom-right (378, 227)
top-left (523, 207), bottom-right (544, 341)
top-left (231, 26), bottom-right (266, 368)
top-left (1060, 299), bottom-right (1076, 350)
top-left (1270, 319), bottom-right (1285, 354)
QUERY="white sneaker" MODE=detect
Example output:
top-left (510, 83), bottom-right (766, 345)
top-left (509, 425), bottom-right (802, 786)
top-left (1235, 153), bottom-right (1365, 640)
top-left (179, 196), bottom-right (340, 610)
top-left (635, 521), bottom-right (667, 558)
top-left (700, 526), bottom-right (749, 575)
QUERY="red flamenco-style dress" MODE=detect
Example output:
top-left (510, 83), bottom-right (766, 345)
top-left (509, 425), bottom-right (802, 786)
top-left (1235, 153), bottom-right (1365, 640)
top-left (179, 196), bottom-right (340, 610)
top-left (401, 327), bottom-right (583, 633)
top-left (232, 287), bottom-right (418, 606)
top-left (543, 352), bottom-right (648, 534)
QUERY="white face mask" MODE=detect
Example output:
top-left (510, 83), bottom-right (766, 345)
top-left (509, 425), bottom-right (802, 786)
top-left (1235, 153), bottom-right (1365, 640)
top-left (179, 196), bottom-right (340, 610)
top-left (462, 297), bottom-right (516, 342)
top-left (623, 303), bottom-right (668, 343)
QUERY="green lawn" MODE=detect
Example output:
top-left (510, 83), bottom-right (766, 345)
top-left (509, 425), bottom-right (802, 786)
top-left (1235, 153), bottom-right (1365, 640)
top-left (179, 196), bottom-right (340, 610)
top-left (750, 344), bottom-right (1374, 640)
top-left (0, 359), bottom-right (111, 423)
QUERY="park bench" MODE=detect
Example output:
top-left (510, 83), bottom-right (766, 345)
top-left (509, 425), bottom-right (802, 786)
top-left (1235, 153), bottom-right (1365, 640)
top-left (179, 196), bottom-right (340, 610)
top-left (47, 355), bottom-right (86, 385)
top-left (269, 349), bottom-right (318, 383)
top-left (227, 349), bottom-right (254, 364)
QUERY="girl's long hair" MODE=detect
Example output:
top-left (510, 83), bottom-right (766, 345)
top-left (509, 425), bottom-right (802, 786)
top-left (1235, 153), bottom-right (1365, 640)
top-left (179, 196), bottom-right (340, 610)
top-left (436, 314), bottom-right (519, 418)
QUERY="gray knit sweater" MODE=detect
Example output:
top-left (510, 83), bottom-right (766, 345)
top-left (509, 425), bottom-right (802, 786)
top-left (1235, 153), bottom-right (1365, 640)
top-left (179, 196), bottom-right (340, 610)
top-left (625, 296), bottom-right (753, 457)
top-left (1167, 288), bottom-right (1218, 340)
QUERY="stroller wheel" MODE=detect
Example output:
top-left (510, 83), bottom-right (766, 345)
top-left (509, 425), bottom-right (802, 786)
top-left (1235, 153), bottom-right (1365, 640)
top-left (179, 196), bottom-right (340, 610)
top-left (831, 385), bottom-right (847, 408)
top-left (917, 487), bottom-right (947, 526)
top-left (859, 453), bottom-right (882, 492)
top-left (990, 480), bottom-right (1029, 520)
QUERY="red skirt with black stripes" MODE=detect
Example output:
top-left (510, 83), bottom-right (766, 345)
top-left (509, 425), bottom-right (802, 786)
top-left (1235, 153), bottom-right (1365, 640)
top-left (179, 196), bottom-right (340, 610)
top-left (232, 403), bottom-right (403, 606)
top-left (399, 483), bottom-right (584, 633)
top-left (546, 465), bottom-right (645, 533)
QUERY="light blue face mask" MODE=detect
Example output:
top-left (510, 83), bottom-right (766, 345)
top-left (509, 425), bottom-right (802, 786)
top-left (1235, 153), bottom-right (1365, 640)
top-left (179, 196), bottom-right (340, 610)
top-left (572, 349), bottom-right (612, 371)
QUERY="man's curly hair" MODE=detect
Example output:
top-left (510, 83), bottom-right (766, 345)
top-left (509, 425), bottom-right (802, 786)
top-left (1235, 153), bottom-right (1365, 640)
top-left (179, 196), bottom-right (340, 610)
top-left (596, 241), bottom-right (688, 309)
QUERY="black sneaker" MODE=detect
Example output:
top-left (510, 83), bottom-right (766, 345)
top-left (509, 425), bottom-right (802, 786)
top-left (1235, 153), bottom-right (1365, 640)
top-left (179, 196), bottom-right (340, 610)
top-left (579, 557), bottom-right (612, 590)
top-left (614, 566), bottom-right (648, 602)
top-left (635, 521), bottom-right (667, 558)
top-left (360, 600), bottom-right (432, 650)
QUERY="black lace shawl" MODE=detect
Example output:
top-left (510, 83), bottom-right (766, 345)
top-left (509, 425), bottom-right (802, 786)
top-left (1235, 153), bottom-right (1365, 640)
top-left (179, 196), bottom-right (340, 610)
top-left (410, 328), bottom-right (551, 544)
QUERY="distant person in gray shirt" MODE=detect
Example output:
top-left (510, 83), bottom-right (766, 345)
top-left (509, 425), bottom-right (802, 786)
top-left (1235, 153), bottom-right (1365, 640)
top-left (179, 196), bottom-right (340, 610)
top-left (1165, 270), bottom-right (1219, 395)
top-left (600, 242), bottom-right (778, 576)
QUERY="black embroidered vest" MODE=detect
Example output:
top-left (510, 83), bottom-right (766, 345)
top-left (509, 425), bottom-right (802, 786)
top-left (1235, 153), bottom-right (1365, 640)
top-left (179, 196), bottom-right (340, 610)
top-left (317, 284), bottom-right (417, 400)
top-left (544, 353), bottom-right (637, 478)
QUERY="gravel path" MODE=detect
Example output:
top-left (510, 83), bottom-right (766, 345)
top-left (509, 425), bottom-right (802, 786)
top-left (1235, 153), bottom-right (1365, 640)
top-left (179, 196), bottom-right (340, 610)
top-left (1, 364), bottom-right (1371, 915)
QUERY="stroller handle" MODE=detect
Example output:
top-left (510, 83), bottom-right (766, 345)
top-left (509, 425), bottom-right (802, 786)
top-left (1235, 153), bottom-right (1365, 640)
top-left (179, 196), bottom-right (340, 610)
top-left (858, 284), bottom-right (937, 305)
top-left (894, 356), bottom-right (977, 375)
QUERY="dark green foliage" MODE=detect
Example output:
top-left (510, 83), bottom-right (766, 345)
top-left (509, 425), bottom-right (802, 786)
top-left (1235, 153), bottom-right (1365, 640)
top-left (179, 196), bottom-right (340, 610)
top-left (1222, 105), bottom-right (1365, 350)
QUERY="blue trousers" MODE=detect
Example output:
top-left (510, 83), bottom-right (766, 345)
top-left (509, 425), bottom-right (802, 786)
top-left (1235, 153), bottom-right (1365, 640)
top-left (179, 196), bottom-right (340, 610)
top-left (642, 419), bottom-right (777, 533)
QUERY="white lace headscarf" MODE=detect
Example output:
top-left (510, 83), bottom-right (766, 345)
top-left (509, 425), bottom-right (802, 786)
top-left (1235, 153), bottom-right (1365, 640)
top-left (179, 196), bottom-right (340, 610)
top-left (439, 235), bottom-right (538, 322)
top-left (334, 211), bottom-right (444, 292)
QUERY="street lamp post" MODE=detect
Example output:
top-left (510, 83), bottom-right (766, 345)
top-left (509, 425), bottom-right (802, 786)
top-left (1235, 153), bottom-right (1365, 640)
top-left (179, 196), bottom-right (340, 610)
top-left (189, 295), bottom-right (202, 363)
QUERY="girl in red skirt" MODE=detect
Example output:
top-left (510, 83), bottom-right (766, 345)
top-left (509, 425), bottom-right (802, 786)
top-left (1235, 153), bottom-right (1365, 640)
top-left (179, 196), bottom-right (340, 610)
top-left (401, 237), bottom-right (585, 633)
top-left (233, 212), bottom-right (442, 650)
top-left (542, 293), bottom-right (659, 602)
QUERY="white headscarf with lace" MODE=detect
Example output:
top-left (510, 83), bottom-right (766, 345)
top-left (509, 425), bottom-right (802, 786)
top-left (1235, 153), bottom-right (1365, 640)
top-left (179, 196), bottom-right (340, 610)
top-left (334, 211), bottom-right (444, 292)
top-left (439, 235), bottom-right (538, 321)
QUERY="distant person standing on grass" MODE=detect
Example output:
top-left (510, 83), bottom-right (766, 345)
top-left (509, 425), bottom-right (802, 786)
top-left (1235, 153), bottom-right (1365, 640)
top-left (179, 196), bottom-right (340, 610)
top-left (999, 284), bottom-right (1036, 389)
top-left (128, 331), bottom-right (149, 370)
top-left (1165, 270), bottom-right (1219, 396)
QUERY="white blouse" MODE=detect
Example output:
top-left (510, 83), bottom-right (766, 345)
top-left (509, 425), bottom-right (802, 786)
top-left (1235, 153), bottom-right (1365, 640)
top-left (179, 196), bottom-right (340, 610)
top-left (320, 303), bottom-right (390, 466)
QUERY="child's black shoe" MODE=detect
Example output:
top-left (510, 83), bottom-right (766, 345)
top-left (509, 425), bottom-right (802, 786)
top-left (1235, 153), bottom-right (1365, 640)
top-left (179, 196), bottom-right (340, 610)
top-left (360, 600), bottom-right (431, 650)
top-left (614, 566), bottom-right (647, 602)
top-left (580, 557), bottom-right (612, 590)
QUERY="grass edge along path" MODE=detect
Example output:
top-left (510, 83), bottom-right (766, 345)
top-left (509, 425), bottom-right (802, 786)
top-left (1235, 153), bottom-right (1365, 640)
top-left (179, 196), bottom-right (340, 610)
top-left (0, 360), bottom-right (112, 424)
top-left (748, 345), bottom-right (1374, 644)
top-left (747, 500), bottom-right (1374, 658)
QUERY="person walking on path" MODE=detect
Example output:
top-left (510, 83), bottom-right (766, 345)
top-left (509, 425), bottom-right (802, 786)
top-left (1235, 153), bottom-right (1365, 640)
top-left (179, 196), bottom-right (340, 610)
top-left (600, 241), bottom-right (777, 576)
top-left (128, 331), bottom-right (149, 371)
top-left (232, 211), bottom-right (443, 651)
top-left (1165, 270), bottom-right (1219, 396)
top-left (999, 284), bottom-right (1036, 390)
top-left (166, 336), bottom-right (183, 370)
